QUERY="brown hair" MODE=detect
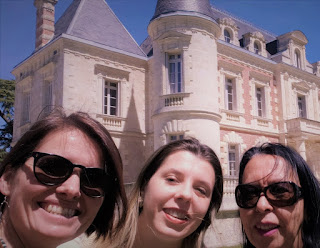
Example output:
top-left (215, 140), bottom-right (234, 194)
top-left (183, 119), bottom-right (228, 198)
top-left (0, 109), bottom-right (127, 239)
top-left (108, 138), bottom-right (223, 248)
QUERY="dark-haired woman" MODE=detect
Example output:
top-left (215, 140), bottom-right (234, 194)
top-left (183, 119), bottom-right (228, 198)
top-left (235, 143), bottom-right (320, 248)
top-left (0, 110), bottom-right (127, 248)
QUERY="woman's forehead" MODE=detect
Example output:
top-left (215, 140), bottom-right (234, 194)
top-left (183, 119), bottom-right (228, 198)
top-left (242, 154), bottom-right (299, 184)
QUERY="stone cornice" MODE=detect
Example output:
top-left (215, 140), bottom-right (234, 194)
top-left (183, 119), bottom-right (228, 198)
top-left (152, 109), bottom-right (222, 123)
top-left (276, 63), bottom-right (320, 85)
top-left (64, 49), bottom-right (146, 73)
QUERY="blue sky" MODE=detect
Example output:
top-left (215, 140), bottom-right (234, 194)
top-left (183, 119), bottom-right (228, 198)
top-left (0, 0), bottom-right (319, 80)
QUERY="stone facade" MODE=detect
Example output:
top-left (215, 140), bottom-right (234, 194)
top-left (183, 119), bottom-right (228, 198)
top-left (11, 0), bottom-right (320, 247)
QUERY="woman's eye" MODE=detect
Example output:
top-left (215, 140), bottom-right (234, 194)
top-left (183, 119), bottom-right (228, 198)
top-left (196, 187), bottom-right (207, 196)
top-left (165, 177), bottom-right (177, 183)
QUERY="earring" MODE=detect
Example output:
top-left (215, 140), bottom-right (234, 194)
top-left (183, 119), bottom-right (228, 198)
top-left (138, 195), bottom-right (143, 209)
top-left (0, 196), bottom-right (9, 222)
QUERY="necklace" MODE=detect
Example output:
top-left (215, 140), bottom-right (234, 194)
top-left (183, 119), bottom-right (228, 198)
top-left (0, 238), bottom-right (6, 248)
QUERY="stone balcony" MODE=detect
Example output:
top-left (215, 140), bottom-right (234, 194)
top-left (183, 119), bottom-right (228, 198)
top-left (286, 117), bottom-right (320, 138)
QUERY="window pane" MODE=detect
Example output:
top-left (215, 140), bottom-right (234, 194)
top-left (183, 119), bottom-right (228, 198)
top-left (297, 96), bottom-right (306, 118)
top-left (256, 87), bottom-right (263, 117)
top-left (110, 108), bottom-right (116, 116)
top-left (168, 54), bottom-right (182, 94)
top-left (228, 145), bottom-right (237, 176)
top-left (225, 79), bottom-right (234, 111)
top-left (104, 82), bottom-right (118, 116)
top-left (110, 98), bottom-right (117, 107)
top-left (169, 63), bottom-right (175, 83)
top-left (110, 89), bottom-right (117, 98)
top-left (224, 29), bottom-right (231, 43)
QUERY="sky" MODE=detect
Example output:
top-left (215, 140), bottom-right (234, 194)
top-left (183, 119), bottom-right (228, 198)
top-left (0, 0), bottom-right (319, 81)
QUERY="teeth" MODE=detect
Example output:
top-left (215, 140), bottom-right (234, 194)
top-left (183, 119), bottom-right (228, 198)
top-left (256, 224), bottom-right (278, 231)
top-left (44, 204), bottom-right (76, 218)
top-left (165, 209), bottom-right (189, 220)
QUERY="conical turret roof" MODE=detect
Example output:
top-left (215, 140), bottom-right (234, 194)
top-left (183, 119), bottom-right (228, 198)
top-left (151, 0), bottom-right (214, 21)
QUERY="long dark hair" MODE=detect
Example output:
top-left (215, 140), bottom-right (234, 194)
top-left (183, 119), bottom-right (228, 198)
top-left (238, 143), bottom-right (320, 248)
top-left (0, 109), bottom-right (127, 239)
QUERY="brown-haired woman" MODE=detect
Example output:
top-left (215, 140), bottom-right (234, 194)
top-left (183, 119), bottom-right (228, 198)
top-left (0, 110), bottom-right (127, 248)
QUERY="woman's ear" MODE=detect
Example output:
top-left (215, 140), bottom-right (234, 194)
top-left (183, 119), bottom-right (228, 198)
top-left (0, 167), bottom-right (13, 196)
top-left (138, 189), bottom-right (145, 209)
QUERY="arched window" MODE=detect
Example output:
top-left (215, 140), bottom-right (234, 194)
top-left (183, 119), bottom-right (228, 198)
top-left (224, 29), bottom-right (231, 43)
top-left (254, 41), bottom-right (260, 54)
top-left (294, 49), bottom-right (301, 69)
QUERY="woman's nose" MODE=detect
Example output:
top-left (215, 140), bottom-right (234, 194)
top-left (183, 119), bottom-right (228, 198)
top-left (255, 195), bottom-right (273, 213)
top-left (175, 184), bottom-right (193, 202)
top-left (56, 173), bottom-right (81, 200)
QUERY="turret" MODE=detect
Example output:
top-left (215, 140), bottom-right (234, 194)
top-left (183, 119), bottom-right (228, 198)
top-left (147, 0), bottom-right (222, 151)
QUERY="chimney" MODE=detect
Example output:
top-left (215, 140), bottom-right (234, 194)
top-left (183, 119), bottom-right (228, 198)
top-left (34, 0), bottom-right (58, 50)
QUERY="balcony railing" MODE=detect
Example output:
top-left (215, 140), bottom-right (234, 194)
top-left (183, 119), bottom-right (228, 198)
top-left (161, 92), bottom-right (191, 107)
top-left (223, 177), bottom-right (238, 197)
top-left (286, 118), bottom-right (320, 136)
top-left (96, 114), bottom-right (124, 127)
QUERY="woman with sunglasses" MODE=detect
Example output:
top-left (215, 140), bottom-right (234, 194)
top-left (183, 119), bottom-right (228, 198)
top-left (0, 110), bottom-right (127, 248)
top-left (235, 143), bottom-right (320, 248)
top-left (94, 138), bottom-right (223, 248)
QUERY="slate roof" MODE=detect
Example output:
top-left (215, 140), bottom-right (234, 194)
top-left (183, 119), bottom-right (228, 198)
top-left (54, 0), bottom-right (146, 57)
top-left (211, 7), bottom-right (277, 43)
top-left (151, 0), bottom-right (215, 22)
top-left (142, 0), bottom-right (279, 57)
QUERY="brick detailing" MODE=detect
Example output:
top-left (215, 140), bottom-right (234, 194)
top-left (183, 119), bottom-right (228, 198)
top-left (34, 0), bottom-right (58, 50)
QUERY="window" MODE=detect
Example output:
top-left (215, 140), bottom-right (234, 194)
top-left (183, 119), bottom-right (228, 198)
top-left (225, 78), bottom-right (235, 111)
top-left (104, 81), bottom-right (118, 116)
top-left (169, 134), bottom-right (184, 142)
top-left (224, 29), bottom-right (231, 43)
top-left (43, 81), bottom-right (53, 116)
top-left (297, 95), bottom-right (306, 118)
top-left (256, 87), bottom-right (265, 117)
top-left (294, 50), bottom-right (301, 69)
top-left (228, 145), bottom-right (239, 177)
top-left (254, 41), bottom-right (260, 55)
top-left (21, 93), bottom-right (30, 125)
top-left (168, 54), bottom-right (182, 93)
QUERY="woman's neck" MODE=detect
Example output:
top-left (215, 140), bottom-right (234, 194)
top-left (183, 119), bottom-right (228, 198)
top-left (1, 212), bottom-right (58, 248)
top-left (1, 213), bottom-right (24, 248)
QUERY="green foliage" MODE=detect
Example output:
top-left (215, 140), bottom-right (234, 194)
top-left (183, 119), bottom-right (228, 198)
top-left (0, 79), bottom-right (15, 155)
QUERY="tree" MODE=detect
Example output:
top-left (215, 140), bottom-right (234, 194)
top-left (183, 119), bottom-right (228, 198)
top-left (0, 79), bottom-right (15, 162)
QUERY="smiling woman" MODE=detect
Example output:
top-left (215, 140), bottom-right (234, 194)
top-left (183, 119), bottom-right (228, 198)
top-left (0, 109), bottom-right (127, 248)
top-left (95, 138), bottom-right (223, 248)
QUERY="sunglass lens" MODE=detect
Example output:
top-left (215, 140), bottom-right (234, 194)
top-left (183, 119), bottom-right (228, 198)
top-left (236, 185), bottom-right (260, 208)
top-left (267, 182), bottom-right (295, 207)
top-left (34, 155), bottom-right (70, 185)
top-left (80, 169), bottom-right (107, 197)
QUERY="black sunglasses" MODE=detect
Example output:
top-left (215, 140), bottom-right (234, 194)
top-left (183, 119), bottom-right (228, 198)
top-left (235, 181), bottom-right (303, 209)
top-left (31, 152), bottom-right (108, 198)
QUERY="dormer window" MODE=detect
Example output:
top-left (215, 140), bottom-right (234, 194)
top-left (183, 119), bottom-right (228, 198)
top-left (294, 49), bottom-right (301, 69)
top-left (218, 18), bottom-right (239, 46)
top-left (224, 29), bottom-right (231, 43)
